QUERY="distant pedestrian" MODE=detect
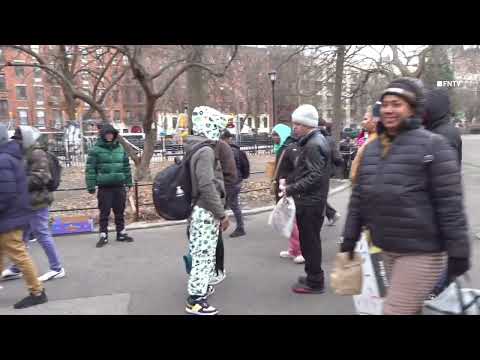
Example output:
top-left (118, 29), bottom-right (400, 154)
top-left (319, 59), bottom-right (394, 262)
top-left (2, 126), bottom-right (65, 282)
top-left (86, 124), bottom-right (134, 248)
top-left (271, 124), bottom-right (304, 264)
top-left (280, 105), bottom-right (331, 294)
top-left (341, 78), bottom-right (470, 315)
top-left (184, 106), bottom-right (230, 315)
top-left (0, 124), bottom-right (48, 309)
top-left (220, 130), bottom-right (249, 238)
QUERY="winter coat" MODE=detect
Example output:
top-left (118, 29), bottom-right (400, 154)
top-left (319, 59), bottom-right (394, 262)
top-left (0, 139), bottom-right (31, 234)
top-left (274, 137), bottom-right (299, 202)
top-left (342, 117), bottom-right (470, 259)
top-left (285, 129), bottom-right (331, 208)
top-left (424, 88), bottom-right (462, 164)
top-left (320, 128), bottom-right (343, 176)
top-left (25, 145), bottom-right (54, 210)
top-left (215, 139), bottom-right (238, 187)
top-left (85, 125), bottom-right (133, 192)
top-left (185, 136), bottom-right (226, 220)
top-left (228, 143), bottom-right (244, 185)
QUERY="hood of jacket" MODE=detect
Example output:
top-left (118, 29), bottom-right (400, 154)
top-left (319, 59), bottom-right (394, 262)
top-left (0, 138), bottom-right (24, 160)
top-left (424, 88), bottom-right (451, 130)
top-left (97, 124), bottom-right (120, 148)
top-left (14, 126), bottom-right (42, 151)
top-left (184, 135), bottom-right (213, 155)
top-left (192, 106), bottom-right (228, 141)
top-left (272, 123), bottom-right (292, 155)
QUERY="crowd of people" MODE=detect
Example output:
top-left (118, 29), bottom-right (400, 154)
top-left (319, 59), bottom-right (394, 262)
top-left (0, 76), bottom-right (472, 315)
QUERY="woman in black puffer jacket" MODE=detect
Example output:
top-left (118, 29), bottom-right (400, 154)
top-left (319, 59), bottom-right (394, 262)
top-left (340, 78), bottom-right (470, 315)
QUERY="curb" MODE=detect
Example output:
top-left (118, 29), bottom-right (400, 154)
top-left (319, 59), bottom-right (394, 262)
top-left (122, 181), bottom-right (352, 232)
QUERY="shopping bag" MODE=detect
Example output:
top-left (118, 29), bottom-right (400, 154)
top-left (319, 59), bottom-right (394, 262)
top-left (331, 252), bottom-right (363, 295)
top-left (352, 231), bottom-right (388, 315)
top-left (268, 196), bottom-right (296, 238)
top-left (423, 278), bottom-right (480, 315)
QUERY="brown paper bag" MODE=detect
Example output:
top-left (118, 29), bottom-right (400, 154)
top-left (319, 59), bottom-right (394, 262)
top-left (265, 160), bottom-right (276, 179)
top-left (330, 252), bottom-right (363, 295)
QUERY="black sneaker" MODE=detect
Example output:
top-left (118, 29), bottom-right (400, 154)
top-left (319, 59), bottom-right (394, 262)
top-left (185, 297), bottom-right (218, 315)
top-left (14, 289), bottom-right (48, 309)
top-left (96, 233), bottom-right (108, 248)
top-left (292, 282), bottom-right (325, 294)
top-left (117, 232), bottom-right (134, 242)
top-left (230, 228), bottom-right (246, 238)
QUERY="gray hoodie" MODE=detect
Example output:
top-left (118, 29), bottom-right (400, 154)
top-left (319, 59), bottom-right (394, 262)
top-left (185, 135), bottom-right (226, 220)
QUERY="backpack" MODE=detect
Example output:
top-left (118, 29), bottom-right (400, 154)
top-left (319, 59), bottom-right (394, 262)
top-left (238, 149), bottom-right (250, 180)
top-left (46, 151), bottom-right (62, 192)
top-left (152, 141), bottom-right (216, 221)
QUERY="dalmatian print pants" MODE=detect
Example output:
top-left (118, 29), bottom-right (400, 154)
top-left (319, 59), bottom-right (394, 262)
top-left (187, 206), bottom-right (220, 297)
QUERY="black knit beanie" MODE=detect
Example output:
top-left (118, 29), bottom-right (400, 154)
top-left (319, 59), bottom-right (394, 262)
top-left (380, 77), bottom-right (425, 116)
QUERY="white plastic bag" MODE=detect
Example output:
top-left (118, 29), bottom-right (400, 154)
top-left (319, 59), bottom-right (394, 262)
top-left (423, 281), bottom-right (480, 315)
top-left (268, 196), bottom-right (296, 238)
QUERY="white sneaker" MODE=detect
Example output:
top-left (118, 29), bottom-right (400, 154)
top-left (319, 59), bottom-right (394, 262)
top-left (280, 250), bottom-right (295, 259)
top-left (327, 213), bottom-right (341, 226)
top-left (38, 268), bottom-right (66, 282)
top-left (209, 270), bottom-right (226, 286)
top-left (1, 268), bottom-right (23, 281)
top-left (293, 255), bottom-right (305, 264)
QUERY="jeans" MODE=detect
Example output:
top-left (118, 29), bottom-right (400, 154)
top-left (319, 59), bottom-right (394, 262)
top-left (98, 186), bottom-right (126, 234)
top-left (226, 183), bottom-right (244, 230)
top-left (1, 229), bottom-right (43, 295)
top-left (296, 205), bottom-right (325, 289)
top-left (10, 207), bottom-right (62, 273)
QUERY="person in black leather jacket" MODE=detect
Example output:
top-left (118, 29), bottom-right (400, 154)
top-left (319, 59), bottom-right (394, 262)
top-left (279, 104), bottom-right (331, 294)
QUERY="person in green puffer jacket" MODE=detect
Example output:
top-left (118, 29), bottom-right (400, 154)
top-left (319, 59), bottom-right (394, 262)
top-left (85, 124), bottom-right (134, 248)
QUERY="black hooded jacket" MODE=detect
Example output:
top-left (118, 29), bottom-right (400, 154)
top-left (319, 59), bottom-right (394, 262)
top-left (424, 88), bottom-right (462, 164)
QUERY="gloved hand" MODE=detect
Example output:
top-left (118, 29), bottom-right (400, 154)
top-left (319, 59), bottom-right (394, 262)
top-left (447, 257), bottom-right (470, 280)
top-left (340, 241), bottom-right (356, 260)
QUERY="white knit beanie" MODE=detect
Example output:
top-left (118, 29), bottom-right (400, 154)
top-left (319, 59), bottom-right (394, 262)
top-left (291, 104), bottom-right (319, 128)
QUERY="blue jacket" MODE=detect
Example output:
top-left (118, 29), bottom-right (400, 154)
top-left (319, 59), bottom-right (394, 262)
top-left (0, 140), bottom-right (31, 234)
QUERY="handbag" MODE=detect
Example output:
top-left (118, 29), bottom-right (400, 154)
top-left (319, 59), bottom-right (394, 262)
top-left (330, 252), bottom-right (363, 296)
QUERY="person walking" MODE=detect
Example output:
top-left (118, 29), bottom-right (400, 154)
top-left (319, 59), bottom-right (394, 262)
top-left (280, 105), bottom-right (331, 294)
top-left (86, 124), bottom-right (134, 248)
top-left (340, 78), bottom-right (470, 315)
top-left (0, 124), bottom-right (48, 309)
top-left (319, 120), bottom-right (343, 226)
top-left (271, 123), bottom-right (304, 264)
top-left (2, 126), bottom-right (65, 282)
top-left (184, 106), bottom-right (230, 315)
top-left (220, 130), bottom-right (249, 238)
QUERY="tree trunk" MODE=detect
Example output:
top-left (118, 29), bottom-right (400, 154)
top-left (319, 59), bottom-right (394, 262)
top-left (187, 46), bottom-right (207, 134)
top-left (135, 127), bottom-right (156, 181)
top-left (332, 45), bottom-right (346, 142)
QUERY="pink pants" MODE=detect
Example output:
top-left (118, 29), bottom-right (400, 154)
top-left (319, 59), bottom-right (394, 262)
top-left (288, 221), bottom-right (302, 257)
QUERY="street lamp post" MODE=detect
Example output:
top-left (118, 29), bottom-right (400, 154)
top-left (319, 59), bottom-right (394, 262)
top-left (268, 70), bottom-right (277, 128)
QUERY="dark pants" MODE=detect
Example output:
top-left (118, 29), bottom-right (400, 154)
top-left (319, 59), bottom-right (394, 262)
top-left (325, 202), bottom-right (337, 221)
top-left (226, 183), bottom-right (244, 230)
top-left (296, 205), bottom-right (325, 289)
top-left (98, 186), bottom-right (126, 234)
top-left (215, 230), bottom-right (224, 275)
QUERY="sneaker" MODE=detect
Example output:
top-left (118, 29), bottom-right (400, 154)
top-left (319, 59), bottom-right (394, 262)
top-left (327, 212), bottom-right (341, 226)
top-left (1, 268), bottom-right (23, 281)
top-left (185, 297), bottom-right (218, 315)
top-left (293, 255), bottom-right (305, 264)
top-left (96, 233), bottom-right (108, 248)
top-left (298, 276), bottom-right (307, 285)
top-left (292, 282), bottom-right (325, 294)
top-left (14, 289), bottom-right (48, 309)
top-left (38, 268), bottom-right (66, 282)
top-left (280, 250), bottom-right (295, 259)
top-left (230, 228), bottom-right (246, 238)
top-left (117, 231), bottom-right (134, 242)
top-left (209, 270), bottom-right (227, 286)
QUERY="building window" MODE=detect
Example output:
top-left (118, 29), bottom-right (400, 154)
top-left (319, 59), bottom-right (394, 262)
top-left (51, 86), bottom-right (61, 97)
top-left (0, 75), bottom-right (5, 91)
top-left (15, 66), bottom-right (25, 78)
top-left (35, 87), bottom-right (44, 103)
top-left (262, 116), bottom-right (268, 128)
top-left (16, 86), bottom-right (27, 100)
top-left (112, 89), bottom-right (119, 103)
top-left (136, 89), bottom-right (144, 103)
top-left (36, 110), bottom-right (45, 127)
top-left (18, 110), bottom-right (28, 125)
top-left (114, 110), bottom-right (121, 122)
top-left (0, 100), bottom-right (8, 117)
top-left (52, 110), bottom-right (63, 129)
top-left (126, 111), bottom-right (132, 121)
top-left (34, 67), bottom-right (42, 81)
